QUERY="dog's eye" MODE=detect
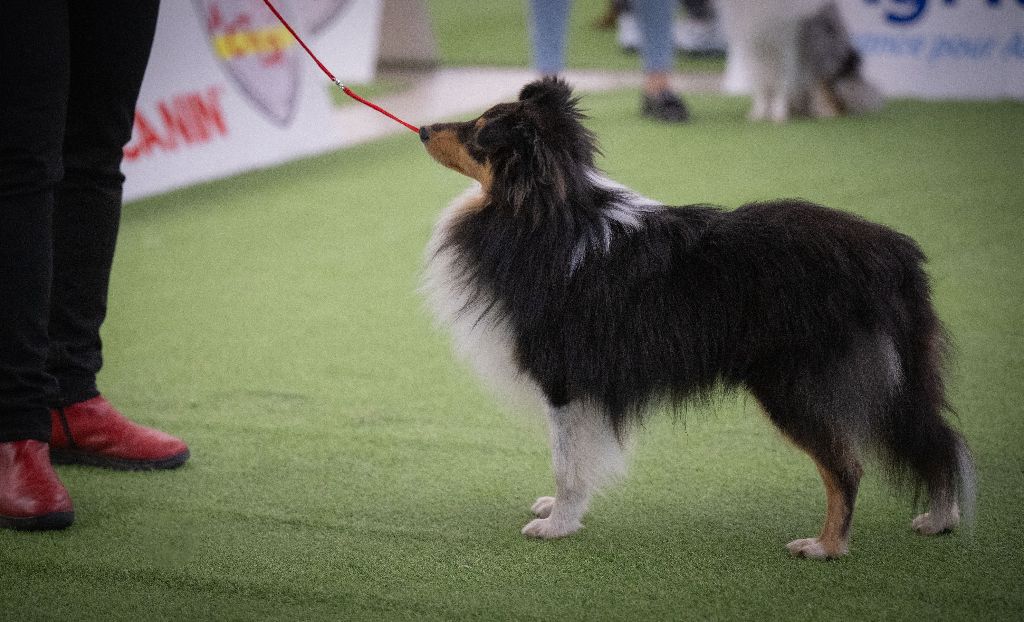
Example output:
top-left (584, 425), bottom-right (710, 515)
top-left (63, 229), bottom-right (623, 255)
top-left (475, 117), bottom-right (508, 151)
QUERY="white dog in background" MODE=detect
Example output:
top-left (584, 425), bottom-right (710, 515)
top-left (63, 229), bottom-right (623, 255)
top-left (717, 0), bottom-right (883, 122)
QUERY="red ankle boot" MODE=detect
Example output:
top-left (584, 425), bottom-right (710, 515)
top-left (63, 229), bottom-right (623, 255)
top-left (50, 396), bottom-right (190, 470)
top-left (0, 440), bottom-right (74, 530)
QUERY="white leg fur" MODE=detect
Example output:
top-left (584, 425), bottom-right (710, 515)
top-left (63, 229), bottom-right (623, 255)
top-left (912, 506), bottom-right (960, 535)
top-left (749, 86), bottom-right (771, 121)
top-left (786, 537), bottom-right (844, 559)
top-left (769, 91), bottom-right (791, 123)
top-left (912, 494), bottom-right (961, 535)
top-left (770, 43), bottom-right (800, 123)
top-left (531, 496), bottom-right (556, 518)
top-left (522, 402), bottom-right (627, 539)
top-left (913, 440), bottom-right (972, 535)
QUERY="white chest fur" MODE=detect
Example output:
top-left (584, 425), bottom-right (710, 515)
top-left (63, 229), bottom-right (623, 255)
top-left (420, 185), bottom-right (545, 412)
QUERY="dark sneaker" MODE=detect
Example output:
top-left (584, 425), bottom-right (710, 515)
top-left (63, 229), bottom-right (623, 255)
top-left (641, 90), bottom-right (690, 123)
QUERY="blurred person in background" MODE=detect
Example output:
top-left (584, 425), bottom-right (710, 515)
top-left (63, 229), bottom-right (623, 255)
top-left (529, 0), bottom-right (691, 122)
top-left (611, 0), bottom-right (726, 57)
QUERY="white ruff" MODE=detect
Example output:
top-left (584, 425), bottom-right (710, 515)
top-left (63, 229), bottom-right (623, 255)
top-left (420, 184), bottom-right (545, 412)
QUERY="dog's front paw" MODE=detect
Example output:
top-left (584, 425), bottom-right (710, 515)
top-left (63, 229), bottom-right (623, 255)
top-left (521, 517), bottom-right (583, 539)
top-left (786, 537), bottom-right (847, 560)
top-left (531, 496), bottom-right (556, 518)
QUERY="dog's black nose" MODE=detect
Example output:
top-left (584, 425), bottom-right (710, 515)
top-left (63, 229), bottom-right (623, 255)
top-left (419, 126), bottom-right (430, 142)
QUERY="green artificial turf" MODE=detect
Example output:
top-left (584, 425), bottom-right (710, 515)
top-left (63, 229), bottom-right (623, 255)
top-left (2, 94), bottom-right (1023, 620)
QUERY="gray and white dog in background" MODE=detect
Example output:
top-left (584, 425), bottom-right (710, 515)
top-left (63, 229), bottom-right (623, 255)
top-left (717, 0), bottom-right (884, 122)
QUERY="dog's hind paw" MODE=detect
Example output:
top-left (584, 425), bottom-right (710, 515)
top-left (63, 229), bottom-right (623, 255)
top-left (912, 507), bottom-right (959, 535)
top-left (521, 517), bottom-right (583, 539)
top-left (786, 537), bottom-right (847, 559)
top-left (531, 496), bottom-right (556, 518)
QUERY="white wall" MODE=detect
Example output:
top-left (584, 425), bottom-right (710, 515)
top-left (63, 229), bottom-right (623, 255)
top-left (846, 0), bottom-right (1024, 99)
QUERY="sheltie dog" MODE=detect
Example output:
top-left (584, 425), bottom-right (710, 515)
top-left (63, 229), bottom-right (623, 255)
top-left (717, 0), bottom-right (884, 122)
top-left (418, 78), bottom-right (973, 558)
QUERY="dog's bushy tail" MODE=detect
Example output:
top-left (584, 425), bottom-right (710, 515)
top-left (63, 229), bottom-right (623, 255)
top-left (876, 261), bottom-right (976, 523)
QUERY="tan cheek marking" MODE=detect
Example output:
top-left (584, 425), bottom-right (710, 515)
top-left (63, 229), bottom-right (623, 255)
top-left (425, 129), bottom-right (493, 192)
top-left (471, 160), bottom-right (494, 194)
top-left (424, 130), bottom-right (464, 172)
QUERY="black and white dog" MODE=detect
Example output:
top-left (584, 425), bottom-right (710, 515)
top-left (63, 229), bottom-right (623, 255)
top-left (418, 78), bottom-right (973, 558)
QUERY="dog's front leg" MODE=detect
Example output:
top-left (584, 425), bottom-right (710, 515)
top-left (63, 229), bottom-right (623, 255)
top-left (522, 402), bottom-right (625, 539)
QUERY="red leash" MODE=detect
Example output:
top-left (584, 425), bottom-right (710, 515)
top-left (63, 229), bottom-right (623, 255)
top-left (260, 0), bottom-right (419, 134)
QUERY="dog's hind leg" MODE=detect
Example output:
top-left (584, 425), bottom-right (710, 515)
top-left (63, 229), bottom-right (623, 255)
top-left (751, 383), bottom-right (862, 559)
top-left (786, 455), bottom-right (863, 559)
top-left (522, 401), bottom-right (626, 539)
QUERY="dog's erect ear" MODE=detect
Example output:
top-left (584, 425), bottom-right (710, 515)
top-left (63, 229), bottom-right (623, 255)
top-left (820, 1), bottom-right (841, 24)
top-left (811, 1), bottom-right (846, 39)
top-left (519, 77), bottom-right (574, 110)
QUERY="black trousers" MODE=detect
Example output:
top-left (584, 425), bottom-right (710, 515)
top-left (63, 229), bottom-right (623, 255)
top-left (0, 1), bottom-right (160, 442)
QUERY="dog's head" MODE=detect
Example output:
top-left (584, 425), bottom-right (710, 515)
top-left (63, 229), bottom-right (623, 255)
top-left (797, 2), bottom-right (883, 116)
top-left (798, 2), bottom-right (859, 83)
top-left (420, 77), bottom-right (597, 213)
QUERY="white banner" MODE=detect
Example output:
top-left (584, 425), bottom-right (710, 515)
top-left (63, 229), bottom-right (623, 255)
top-left (123, 0), bottom-right (382, 201)
top-left (844, 0), bottom-right (1024, 99)
top-left (722, 1), bottom-right (1024, 100)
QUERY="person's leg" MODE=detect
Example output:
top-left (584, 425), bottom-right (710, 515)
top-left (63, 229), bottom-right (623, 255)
top-left (47, 0), bottom-right (161, 406)
top-left (0, 0), bottom-right (68, 443)
top-left (676, 0), bottom-right (726, 56)
top-left (47, 0), bottom-right (189, 471)
top-left (633, 0), bottom-right (675, 81)
top-left (633, 0), bottom-right (689, 121)
top-left (528, 0), bottom-right (573, 75)
top-left (0, 0), bottom-right (75, 531)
